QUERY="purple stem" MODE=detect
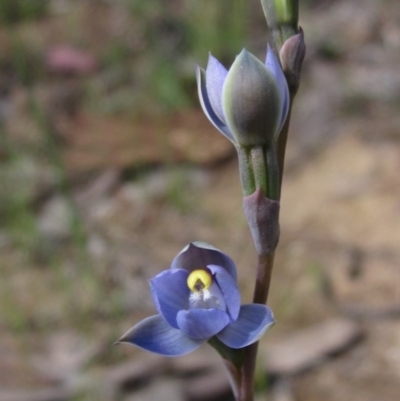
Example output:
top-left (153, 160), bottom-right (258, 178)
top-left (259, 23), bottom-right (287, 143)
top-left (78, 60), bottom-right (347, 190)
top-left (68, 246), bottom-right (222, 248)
top-left (239, 253), bottom-right (275, 401)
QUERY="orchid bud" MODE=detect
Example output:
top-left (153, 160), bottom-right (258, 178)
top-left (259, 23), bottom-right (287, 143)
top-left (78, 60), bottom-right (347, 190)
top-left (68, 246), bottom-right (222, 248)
top-left (222, 49), bottom-right (282, 147)
top-left (197, 47), bottom-right (289, 148)
top-left (279, 28), bottom-right (306, 91)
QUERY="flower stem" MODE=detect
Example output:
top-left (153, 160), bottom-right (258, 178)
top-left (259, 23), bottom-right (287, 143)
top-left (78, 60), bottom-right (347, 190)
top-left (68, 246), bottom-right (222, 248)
top-left (233, 2), bottom-right (304, 398)
top-left (208, 337), bottom-right (245, 400)
top-left (277, 93), bottom-right (295, 196)
top-left (239, 253), bottom-right (275, 401)
top-left (265, 146), bottom-right (280, 201)
top-left (238, 97), bottom-right (297, 401)
top-left (253, 253), bottom-right (275, 304)
top-left (238, 54), bottom-right (299, 401)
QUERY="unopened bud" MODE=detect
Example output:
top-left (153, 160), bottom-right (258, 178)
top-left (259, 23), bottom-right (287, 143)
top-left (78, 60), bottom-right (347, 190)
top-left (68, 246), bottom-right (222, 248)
top-left (197, 46), bottom-right (289, 148)
top-left (222, 49), bottom-right (284, 147)
top-left (279, 28), bottom-right (306, 91)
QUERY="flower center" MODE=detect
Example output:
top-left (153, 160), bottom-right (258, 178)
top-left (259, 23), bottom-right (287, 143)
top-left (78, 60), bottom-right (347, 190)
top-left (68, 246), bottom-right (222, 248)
top-left (187, 269), bottom-right (212, 292)
top-left (187, 269), bottom-right (226, 311)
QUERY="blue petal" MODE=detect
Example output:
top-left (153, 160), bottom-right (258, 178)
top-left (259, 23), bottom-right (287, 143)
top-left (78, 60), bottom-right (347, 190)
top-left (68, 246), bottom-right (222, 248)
top-left (171, 242), bottom-right (237, 281)
top-left (196, 67), bottom-right (235, 143)
top-left (150, 269), bottom-right (190, 329)
top-left (265, 46), bottom-right (290, 137)
top-left (177, 308), bottom-right (230, 340)
top-left (217, 304), bottom-right (275, 349)
top-left (117, 315), bottom-right (205, 356)
top-left (208, 264), bottom-right (240, 321)
top-left (206, 54), bottom-right (228, 124)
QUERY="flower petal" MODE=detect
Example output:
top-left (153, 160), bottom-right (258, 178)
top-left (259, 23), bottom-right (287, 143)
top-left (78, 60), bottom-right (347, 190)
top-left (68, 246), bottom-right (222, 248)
top-left (150, 269), bottom-right (190, 329)
top-left (208, 264), bottom-right (240, 321)
top-left (171, 242), bottom-right (237, 281)
top-left (217, 304), bottom-right (275, 349)
top-left (177, 308), bottom-right (230, 340)
top-left (196, 66), bottom-right (235, 143)
top-left (206, 54), bottom-right (228, 124)
top-left (117, 315), bottom-right (205, 356)
top-left (265, 46), bottom-right (290, 136)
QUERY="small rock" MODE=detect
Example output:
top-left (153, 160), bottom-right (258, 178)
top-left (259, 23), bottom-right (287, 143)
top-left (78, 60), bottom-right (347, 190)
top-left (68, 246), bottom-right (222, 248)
top-left (264, 318), bottom-right (363, 376)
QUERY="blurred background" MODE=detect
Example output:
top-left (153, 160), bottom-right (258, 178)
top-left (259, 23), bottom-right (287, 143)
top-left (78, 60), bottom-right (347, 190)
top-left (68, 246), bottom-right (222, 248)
top-left (1, 0), bottom-right (400, 400)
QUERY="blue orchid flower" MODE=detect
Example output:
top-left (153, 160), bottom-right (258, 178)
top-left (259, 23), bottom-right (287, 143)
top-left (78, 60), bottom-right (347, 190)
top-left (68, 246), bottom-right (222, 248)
top-left (197, 47), bottom-right (289, 147)
top-left (118, 242), bottom-right (275, 356)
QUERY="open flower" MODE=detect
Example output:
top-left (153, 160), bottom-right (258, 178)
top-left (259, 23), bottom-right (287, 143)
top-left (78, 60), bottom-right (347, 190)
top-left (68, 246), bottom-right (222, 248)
top-left (117, 242), bottom-right (275, 356)
top-left (197, 47), bottom-right (289, 147)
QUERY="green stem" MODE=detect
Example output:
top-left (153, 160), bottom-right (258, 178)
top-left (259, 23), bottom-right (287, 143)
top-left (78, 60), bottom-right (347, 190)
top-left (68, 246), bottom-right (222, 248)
top-left (237, 147), bottom-right (256, 196)
top-left (208, 337), bottom-right (245, 370)
top-left (250, 146), bottom-right (268, 196)
top-left (261, 0), bottom-right (299, 49)
top-left (208, 337), bottom-right (245, 401)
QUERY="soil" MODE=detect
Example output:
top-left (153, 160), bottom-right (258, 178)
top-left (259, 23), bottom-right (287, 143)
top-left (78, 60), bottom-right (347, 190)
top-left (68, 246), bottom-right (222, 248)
top-left (1, 1), bottom-right (400, 400)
